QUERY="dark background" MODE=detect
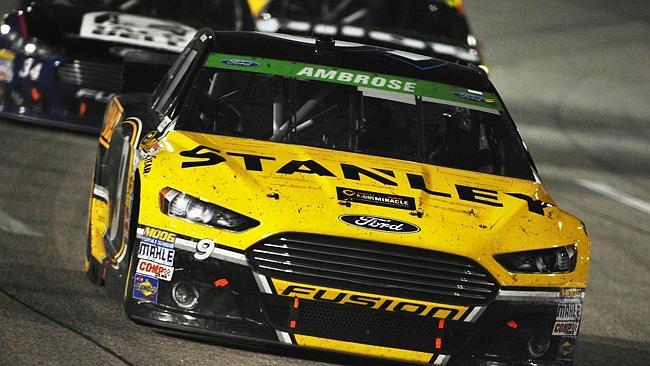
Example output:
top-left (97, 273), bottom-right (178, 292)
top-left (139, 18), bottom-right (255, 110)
top-left (0, 0), bottom-right (648, 364)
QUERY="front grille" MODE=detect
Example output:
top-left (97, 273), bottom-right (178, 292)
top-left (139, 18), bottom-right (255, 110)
top-left (57, 59), bottom-right (123, 92)
top-left (247, 234), bottom-right (499, 305)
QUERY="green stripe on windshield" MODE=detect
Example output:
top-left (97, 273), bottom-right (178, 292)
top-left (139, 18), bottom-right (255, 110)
top-left (204, 53), bottom-right (502, 113)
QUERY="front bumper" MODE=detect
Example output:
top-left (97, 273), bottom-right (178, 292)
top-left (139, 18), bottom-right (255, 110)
top-left (125, 233), bottom-right (583, 366)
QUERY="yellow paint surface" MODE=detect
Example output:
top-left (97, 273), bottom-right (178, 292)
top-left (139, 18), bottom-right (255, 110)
top-left (294, 334), bottom-right (433, 363)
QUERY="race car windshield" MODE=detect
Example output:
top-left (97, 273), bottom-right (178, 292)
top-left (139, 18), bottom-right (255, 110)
top-left (265, 0), bottom-right (469, 43)
top-left (178, 58), bottom-right (534, 181)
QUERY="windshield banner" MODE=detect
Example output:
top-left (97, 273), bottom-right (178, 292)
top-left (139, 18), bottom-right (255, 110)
top-left (205, 52), bottom-right (502, 114)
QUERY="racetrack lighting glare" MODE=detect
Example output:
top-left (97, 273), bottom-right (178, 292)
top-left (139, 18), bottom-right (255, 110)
top-left (24, 43), bottom-right (36, 54)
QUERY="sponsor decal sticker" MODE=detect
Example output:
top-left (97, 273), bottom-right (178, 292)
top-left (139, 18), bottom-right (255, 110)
top-left (138, 242), bottom-right (175, 266)
top-left (132, 274), bottom-right (158, 302)
top-left (136, 259), bottom-right (174, 281)
top-left (337, 187), bottom-right (416, 211)
top-left (204, 53), bottom-right (503, 114)
top-left (141, 227), bottom-right (176, 249)
top-left (560, 288), bottom-right (583, 299)
top-left (557, 337), bottom-right (577, 360)
top-left (0, 49), bottom-right (15, 60)
top-left (453, 91), bottom-right (495, 104)
top-left (552, 321), bottom-right (580, 336)
top-left (556, 303), bottom-right (582, 321)
top-left (140, 131), bottom-right (163, 156)
top-left (221, 59), bottom-right (260, 67)
top-left (339, 215), bottom-right (420, 233)
top-left (143, 155), bottom-right (156, 175)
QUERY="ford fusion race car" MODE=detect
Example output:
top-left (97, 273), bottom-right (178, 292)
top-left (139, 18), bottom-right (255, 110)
top-left (0, 0), bottom-right (254, 132)
top-left (256, 0), bottom-right (486, 70)
top-left (86, 30), bottom-right (589, 365)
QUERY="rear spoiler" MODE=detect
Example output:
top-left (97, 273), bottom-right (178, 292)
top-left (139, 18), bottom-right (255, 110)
top-left (122, 50), bottom-right (178, 93)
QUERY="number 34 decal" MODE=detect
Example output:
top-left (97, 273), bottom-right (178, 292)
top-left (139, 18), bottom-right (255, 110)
top-left (18, 58), bottom-right (43, 81)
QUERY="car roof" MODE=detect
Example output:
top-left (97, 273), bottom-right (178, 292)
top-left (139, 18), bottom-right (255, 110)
top-left (208, 31), bottom-right (491, 92)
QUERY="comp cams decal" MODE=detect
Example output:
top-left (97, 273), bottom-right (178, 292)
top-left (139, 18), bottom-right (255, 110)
top-left (337, 187), bottom-right (416, 211)
top-left (340, 215), bottom-right (420, 234)
top-left (136, 259), bottom-right (174, 281)
top-left (552, 321), bottom-right (579, 336)
top-left (79, 12), bottom-right (197, 53)
top-left (179, 147), bottom-right (554, 216)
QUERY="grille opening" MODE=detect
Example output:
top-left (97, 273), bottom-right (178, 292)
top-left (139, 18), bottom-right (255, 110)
top-left (248, 234), bottom-right (499, 305)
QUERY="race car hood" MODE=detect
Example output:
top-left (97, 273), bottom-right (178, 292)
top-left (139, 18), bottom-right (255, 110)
top-left (138, 131), bottom-right (587, 280)
top-left (23, 3), bottom-right (196, 53)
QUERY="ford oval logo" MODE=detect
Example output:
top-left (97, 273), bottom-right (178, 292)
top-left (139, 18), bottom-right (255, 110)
top-left (221, 59), bottom-right (260, 67)
top-left (339, 215), bottom-right (420, 234)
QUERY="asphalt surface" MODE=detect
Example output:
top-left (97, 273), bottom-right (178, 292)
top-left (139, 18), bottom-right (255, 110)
top-left (0, 1), bottom-right (649, 365)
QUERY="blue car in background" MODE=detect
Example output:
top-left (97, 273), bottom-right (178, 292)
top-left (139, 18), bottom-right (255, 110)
top-left (0, 0), bottom-right (254, 132)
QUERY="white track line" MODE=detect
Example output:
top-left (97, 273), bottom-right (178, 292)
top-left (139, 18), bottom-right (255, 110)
top-left (576, 179), bottom-right (650, 215)
top-left (0, 209), bottom-right (43, 237)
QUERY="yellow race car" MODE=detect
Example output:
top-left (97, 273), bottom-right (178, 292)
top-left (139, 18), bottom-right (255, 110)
top-left (85, 30), bottom-right (589, 366)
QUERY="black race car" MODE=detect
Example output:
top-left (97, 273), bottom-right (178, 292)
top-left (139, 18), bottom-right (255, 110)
top-left (0, 0), bottom-right (254, 132)
top-left (256, 0), bottom-right (485, 69)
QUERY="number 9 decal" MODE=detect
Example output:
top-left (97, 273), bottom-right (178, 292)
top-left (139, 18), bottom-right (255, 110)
top-left (194, 239), bottom-right (215, 260)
